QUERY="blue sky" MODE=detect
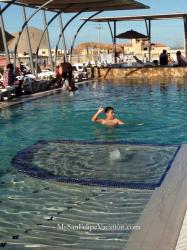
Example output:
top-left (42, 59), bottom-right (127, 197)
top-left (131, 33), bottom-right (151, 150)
top-left (1, 0), bottom-right (187, 49)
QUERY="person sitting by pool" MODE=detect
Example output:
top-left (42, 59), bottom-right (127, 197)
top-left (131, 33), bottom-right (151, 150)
top-left (168, 53), bottom-right (174, 65)
top-left (2, 63), bottom-right (16, 87)
top-left (91, 106), bottom-right (124, 126)
top-left (159, 50), bottom-right (168, 66)
top-left (176, 51), bottom-right (187, 66)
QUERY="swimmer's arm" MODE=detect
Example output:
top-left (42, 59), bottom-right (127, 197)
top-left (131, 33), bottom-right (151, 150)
top-left (91, 107), bottom-right (105, 123)
top-left (117, 119), bottom-right (125, 125)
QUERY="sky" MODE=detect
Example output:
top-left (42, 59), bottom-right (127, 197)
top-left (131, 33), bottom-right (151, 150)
top-left (1, 0), bottom-right (187, 49)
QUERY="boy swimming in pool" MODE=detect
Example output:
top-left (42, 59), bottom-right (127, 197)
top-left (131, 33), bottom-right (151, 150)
top-left (91, 106), bottom-right (124, 126)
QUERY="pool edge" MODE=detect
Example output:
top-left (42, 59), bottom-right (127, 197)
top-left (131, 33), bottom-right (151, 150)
top-left (0, 79), bottom-right (95, 110)
top-left (125, 144), bottom-right (187, 250)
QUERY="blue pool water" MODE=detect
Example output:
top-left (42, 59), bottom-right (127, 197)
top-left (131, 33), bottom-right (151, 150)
top-left (1, 79), bottom-right (187, 172)
top-left (0, 79), bottom-right (186, 249)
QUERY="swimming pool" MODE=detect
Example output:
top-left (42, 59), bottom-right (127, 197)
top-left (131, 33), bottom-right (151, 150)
top-left (0, 78), bottom-right (186, 249)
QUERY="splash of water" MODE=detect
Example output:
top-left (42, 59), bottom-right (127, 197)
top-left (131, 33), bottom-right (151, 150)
top-left (109, 149), bottom-right (121, 161)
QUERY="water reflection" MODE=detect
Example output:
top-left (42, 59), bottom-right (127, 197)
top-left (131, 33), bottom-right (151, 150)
top-left (160, 83), bottom-right (169, 93)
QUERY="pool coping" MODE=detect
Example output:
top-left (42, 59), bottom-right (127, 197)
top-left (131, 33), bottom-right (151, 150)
top-left (125, 144), bottom-right (187, 250)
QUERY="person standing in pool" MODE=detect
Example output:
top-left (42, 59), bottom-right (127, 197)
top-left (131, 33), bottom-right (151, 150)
top-left (61, 61), bottom-right (78, 92)
top-left (91, 106), bottom-right (124, 126)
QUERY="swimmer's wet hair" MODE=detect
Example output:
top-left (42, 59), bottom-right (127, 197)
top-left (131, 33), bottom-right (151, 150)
top-left (104, 106), bottom-right (114, 113)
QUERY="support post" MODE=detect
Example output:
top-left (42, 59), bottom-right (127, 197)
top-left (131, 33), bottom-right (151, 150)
top-left (107, 21), bottom-right (114, 43)
top-left (148, 19), bottom-right (151, 62)
top-left (113, 20), bottom-right (117, 63)
top-left (70, 11), bottom-right (102, 63)
top-left (35, 11), bottom-right (62, 76)
top-left (14, 0), bottom-right (54, 70)
top-left (55, 9), bottom-right (87, 63)
top-left (0, 6), bottom-right (10, 63)
top-left (21, 6), bottom-right (34, 74)
top-left (145, 19), bottom-right (152, 62)
top-left (184, 17), bottom-right (187, 58)
top-left (59, 14), bottom-right (67, 62)
top-left (43, 10), bottom-right (53, 70)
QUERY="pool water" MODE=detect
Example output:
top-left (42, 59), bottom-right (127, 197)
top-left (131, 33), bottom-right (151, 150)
top-left (0, 176), bottom-right (152, 249)
top-left (0, 79), bottom-right (186, 249)
top-left (12, 140), bottom-right (178, 188)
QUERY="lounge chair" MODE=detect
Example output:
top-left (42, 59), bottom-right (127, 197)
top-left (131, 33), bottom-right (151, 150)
top-left (133, 55), bottom-right (155, 67)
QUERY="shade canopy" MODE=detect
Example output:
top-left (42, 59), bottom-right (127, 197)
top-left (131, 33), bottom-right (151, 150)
top-left (5, 0), bottom-right (149, 12)
top-left (81, 12), bottom-right (187, 22)
top-left (115, 29), bottom-right (147, 39)
top-left (0, 29), bottom-right (14, 51)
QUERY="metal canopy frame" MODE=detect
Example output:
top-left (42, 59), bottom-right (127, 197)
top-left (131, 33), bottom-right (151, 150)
top-left (81, 13), bottom-right (187, 22)
top-left (35, 10), bottom-right (62, 75)
top-left (13, 0), bottom-right (55, 71)
top-left (70, 10), bottom-right (103, 59)
top-left (59, 14), bottom-right (67, 62)
top-left (0, 0), bottom-right (149, 73)
top-left (21, 6), bottom-right (35, 73)
top-left (0, 1), bottom-right (17, 63)
top-left (81, 13), bottom-right (187, 60)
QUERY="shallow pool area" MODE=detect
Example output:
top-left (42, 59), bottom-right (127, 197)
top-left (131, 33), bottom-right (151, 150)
top-left (0, 174), bottom-right (153, 249)
top-left (1, 79), bottom-right (187, 249)
top-left (12, 140), bottom-right (179, 189)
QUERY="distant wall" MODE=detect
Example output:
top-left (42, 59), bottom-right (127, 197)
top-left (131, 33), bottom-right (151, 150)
top-left (96, 66), bottom-right (187, 79)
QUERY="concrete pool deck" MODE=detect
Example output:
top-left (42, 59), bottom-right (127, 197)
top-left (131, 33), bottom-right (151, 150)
top-left (125, 144), bottom-right (187, 250)
top-left (0, 87), bottom-right (64, 110)
top-left (0, 79), bottom-right (94, 110)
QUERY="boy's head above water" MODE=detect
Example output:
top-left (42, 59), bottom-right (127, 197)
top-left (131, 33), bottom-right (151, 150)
top-left (104, 106), bottom-right (114, 113)
top-left (104, 106), bottom-right (115, 120)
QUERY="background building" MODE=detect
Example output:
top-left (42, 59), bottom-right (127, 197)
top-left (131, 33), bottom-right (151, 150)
top-left (7, 27), bottom-right (64, 67)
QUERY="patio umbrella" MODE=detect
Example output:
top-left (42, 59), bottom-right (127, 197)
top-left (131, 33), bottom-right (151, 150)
top-left (115, 29), bottom-right (147, 39)
top-left (0, 28), bottom-right (14, 51)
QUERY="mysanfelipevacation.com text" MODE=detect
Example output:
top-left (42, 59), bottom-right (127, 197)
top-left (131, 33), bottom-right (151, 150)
top-left (57, 223), bottom-right (141, 232)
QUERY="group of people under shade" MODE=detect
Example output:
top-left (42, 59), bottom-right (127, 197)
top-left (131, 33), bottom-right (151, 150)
top-left (1, 60), bottom-right (78, 98)
top-left (159, 50), bottom-right (187, 66)
top-left (1, 63), bottom-right (23, 96)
